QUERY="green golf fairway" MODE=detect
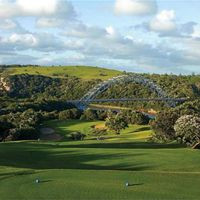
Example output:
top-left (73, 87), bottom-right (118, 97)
top-left (0, 120), bottom-right (200, 200)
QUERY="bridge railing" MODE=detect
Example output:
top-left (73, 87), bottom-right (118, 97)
top-left (77, 74), bottom-right (188, 108)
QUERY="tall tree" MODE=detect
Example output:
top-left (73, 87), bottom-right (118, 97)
top-left (105, 113), bottom-right (128, 135)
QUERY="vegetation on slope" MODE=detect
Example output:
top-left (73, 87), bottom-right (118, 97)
top-left (0, 66), bottom-right (200, 199)
top-left (1, 66), bottom-right (200, 111)
top-left (3, 65), bottom-right (122, 80)
top-left (43, 120), bottom-right (152, 141)
top-left (1, 73), bottom-right (100, 99)
top-left (1, 65), bottom-right (200, 144)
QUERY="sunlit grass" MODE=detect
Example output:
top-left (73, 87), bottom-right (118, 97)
top-left (7, 66), bottom-right (122, 80)
top-left (43, 119), bottom-right (153, 141)
top-left (0, 120), bottom-right (199, 199)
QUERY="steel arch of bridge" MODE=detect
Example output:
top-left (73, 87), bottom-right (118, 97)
top-left (79, 74), bottom-right (177, 108)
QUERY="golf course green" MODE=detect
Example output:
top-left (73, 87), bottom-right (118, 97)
top-left (0, 120), bottom-right (200, 200)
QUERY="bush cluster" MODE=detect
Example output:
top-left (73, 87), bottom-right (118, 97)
top-left (69, 132), bottom-right (86, 141)
top-left (151, 100), bottom-right (200, 146)
top-left (0, 109), bottom-right (41, 141)
top-left (174, 115), bottom-right (200, 146)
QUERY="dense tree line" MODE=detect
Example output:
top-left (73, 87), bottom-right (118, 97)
top-left (151, 100), bottom-right (200, 147)
top-left (1, 74), bottom-right (100, 99)
top-left (0, 109), bottom-right (41, 141)
top-left (0, 99), bottom-right (74, 115)
top-left (0, 106), bottom-right (150, 142)
top-left (97, 74), bottom-right (199, 110)
top-left (1, 70), bottom-right (200, 143)
top-left (1, 73), bottom-right (200, 110)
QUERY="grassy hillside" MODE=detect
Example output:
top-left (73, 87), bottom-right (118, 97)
top-left (5, 66), bottom-right (122, 80)
top-left (43, 120), bottom-right (152, 141)
top-left (2, 65), bottom-right (200, 111)
top-left (0, 120), bottom-right (200, 199)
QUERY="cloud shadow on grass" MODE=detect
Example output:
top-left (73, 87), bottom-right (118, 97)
top-left (0, 170), bottom-right (37, 181)
top-left (0, 142), bottom-right (154, 172)
top-left (63, 141), bottom-right (185, 149)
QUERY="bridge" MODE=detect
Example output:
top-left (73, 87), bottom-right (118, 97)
top-left (68, 98), bottom-right (187, 104)
top-left (68, 74), bottom-right (189, 110)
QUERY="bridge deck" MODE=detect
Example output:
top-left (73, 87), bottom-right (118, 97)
top-left (67, 98), bottom-right (188, 104)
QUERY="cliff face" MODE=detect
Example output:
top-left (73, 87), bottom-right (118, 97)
top-left (0, 77), bottom-right (11, 92)
top-left (4, 74), bottom-right (61, 98)
top-left (0, 74), bottom-right (98, 99)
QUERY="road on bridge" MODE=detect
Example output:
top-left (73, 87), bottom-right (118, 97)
top-left (67, 97), bottom-right (188, 104)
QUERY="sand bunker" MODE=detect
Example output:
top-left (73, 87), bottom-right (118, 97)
top-left (40, 128), bottom-right (62, 141)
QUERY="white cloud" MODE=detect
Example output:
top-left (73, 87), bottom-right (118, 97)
top-left (0, 0), bottom-right (18, 18)
top-left (105, 26), bottom-right (122, 40)
top-left (64, 24), bottom-right (120, 41)
top-left (64, 23), bottom-right (106, 38)
top-left (0, 32), bottom-right (67, 52)
top-left (150, 10), bottom-right (176, 32)
top-left (0, 53), bottom-right (36, 65)
top-left (16, 0), bottom-right (57, 16)
top-left (9, 33), bottom-right (37, 46)
top-left (67, 53), bottom-right (86, 61)
top-left (106, 26), bottom-right (116, 35)
top-left (1, 27), bottom-right (200, 74)
top-left (0, 19), bottom-right (17, 29)
top-left (0, 1), bottom-right (199, 74)
top-left (135, 20), bottom-right (198, 39)
top-left (61, 23), bottom-right (200, 74)
top-left (191, 25), bottom-right (200, 38)
top-left (1, 33), bottom-right (38, 49)
top-left (114, 0), bottom-right (157, 16)
top-left (36, 18), bottom-right (62, 28)
top-left (0, 0), bottom-right (76, 20)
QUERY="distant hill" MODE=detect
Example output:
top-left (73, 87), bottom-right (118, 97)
top-left (0, 73), bottom-right (100, 99)
top-left (4, 66), bottom-right (122, 81)
top-left (1, 65), bottom-right (200, 111)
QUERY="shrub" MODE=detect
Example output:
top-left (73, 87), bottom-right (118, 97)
top-left (174, 115), bottom-right (200, 147)
top-left (80, 109), bottom-right (98, 121)
top-left (42, 111), bottom-right (58, 120)
top-left (129, 112), bottom-right (149, 125)
top-left (92, 128), bottom-right (107, 140)
top-left (96, 110), bottom-right (108, 120)
top-left (105, 112), bottom-right (128, 135)
top-left (69, 132), bottom-right (86, 141)
top-left (120, 110), bottom-right (149, 125)
top-left (99, 73), bottom-right (107, 76)
top-left (59, 109), bottom-right (82, 120)
top-left (8, 126), bottom-right (39, 140)
top-left (0, 119), bottom-right (13, 141)
top-left (59, 110), bottom-right (72, 120)
top-left (70, 108), bottom-right (82, 119)
top-left (151, 109), bottom-right (179, 142)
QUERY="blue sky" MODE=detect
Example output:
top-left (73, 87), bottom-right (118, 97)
top-left (0, 0), bottom-right (200, 74)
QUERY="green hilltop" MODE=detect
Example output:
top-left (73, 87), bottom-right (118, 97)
top-left (5, 66), bottom-right (122, 80)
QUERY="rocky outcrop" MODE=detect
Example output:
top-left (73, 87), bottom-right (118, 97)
top-left (0, 77), bottom-right (11, 92)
